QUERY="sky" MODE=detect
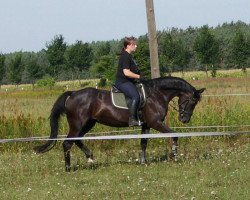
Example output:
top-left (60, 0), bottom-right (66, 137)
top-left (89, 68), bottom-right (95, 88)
top-left (0, 0), bottom-right (249, 53)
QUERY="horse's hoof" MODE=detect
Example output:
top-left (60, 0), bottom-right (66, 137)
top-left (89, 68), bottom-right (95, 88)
top-left (65, 166), bottom-right (71, 172)
top-left (169, 152), bottom-right (178, 161)
top-left (139, 157), bottom-right (147, 165)
top-left (73, 164), bottom-right (80, 171)
top-left (87, 158), bottom-right (95, 163)
top-left (139, 152), bottom-right (147, 165)
top-left (140, 160), bottom-right (146, 165)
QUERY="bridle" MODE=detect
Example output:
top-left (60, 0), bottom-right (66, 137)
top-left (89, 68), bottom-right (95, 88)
top-left (169, 96), bottom-right (198, 116)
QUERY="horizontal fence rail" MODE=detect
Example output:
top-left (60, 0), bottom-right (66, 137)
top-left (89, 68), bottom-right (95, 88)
top-left (0, 131), bottom-right (249, 144)
top-left (204, 93), bottom-right (250, 97)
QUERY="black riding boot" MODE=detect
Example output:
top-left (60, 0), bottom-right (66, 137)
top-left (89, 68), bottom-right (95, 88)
top-left (128, 100), bottom-right (140, 126)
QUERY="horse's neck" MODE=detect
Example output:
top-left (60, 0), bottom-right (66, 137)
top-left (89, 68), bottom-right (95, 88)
top-left (150, 88), bottom-right (180, 103)
top-left (164, 89), bottom-right (181, 102)
top-left (148, 77), bottom-right (194, 94)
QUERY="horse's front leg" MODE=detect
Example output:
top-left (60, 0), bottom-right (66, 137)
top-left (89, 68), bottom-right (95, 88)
top-left (151, 121), bottom-right (178, 160)
top-left (140, 124), bottom-right (150, 164)
top-left (169, 137), bottom-right (178, 161)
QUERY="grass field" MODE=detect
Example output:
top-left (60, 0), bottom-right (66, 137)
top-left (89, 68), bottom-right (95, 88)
top-left (0, 72), bottom-right (249, 199)
top-left (0, 137), bottom-right (249, 200)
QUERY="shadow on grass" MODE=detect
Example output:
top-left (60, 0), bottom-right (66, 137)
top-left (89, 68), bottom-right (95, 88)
top-left (71, 153), bottom-right (177, 172)
top-left (71, 150), bottom-right (220, 172)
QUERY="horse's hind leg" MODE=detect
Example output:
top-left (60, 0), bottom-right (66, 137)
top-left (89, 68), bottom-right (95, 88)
top-left (63, 139), bottom-right (74, 172)
top-left (75, 141), bottom-right (94, 163)
top-left (63, 119), bottom-right (84, 172)
top-left (140, 124), bottom-right (150, 164)
top-left (75, 120), bottom-right (96, 163)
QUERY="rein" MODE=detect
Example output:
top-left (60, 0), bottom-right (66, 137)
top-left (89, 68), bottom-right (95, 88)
top-left (169, 100), bottom-right (179, 112)
top-left (169, 97), bottom-right (196, 115)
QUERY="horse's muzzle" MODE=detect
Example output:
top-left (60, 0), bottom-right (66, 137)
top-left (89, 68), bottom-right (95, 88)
top-left (179, 115), bottom-right (191, 123)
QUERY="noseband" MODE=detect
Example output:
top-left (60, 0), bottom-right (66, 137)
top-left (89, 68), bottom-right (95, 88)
top-left (170, 96), bottom-right (198, 116)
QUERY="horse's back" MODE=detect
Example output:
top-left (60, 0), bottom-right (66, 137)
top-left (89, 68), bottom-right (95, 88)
top-left (71, 87), bottom-right (108, 98)
top-left (65, 87), bottom-right (110, 109)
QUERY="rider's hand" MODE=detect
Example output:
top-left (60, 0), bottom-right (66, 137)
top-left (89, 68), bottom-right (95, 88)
top-left (139, 76), bottom-right (148, 82)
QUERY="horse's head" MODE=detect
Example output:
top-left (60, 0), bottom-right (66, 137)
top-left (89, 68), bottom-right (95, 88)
top-left (178, 88), bottom-right (205, 123)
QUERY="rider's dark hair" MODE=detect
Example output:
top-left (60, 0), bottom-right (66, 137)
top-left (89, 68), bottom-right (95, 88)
top-left (117, 36), bottom-right (137, 55)
top-left (122, 36), bottom-right (136, 50)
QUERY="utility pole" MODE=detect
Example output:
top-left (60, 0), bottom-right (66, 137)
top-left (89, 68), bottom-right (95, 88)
top-left (145, 0), bottom-right (160, 78)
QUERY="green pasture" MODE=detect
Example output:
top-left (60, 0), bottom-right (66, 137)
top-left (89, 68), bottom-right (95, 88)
top-left (0, 141), bottom-right (249, 200)
top-left (0, 74), bottom-right (249, 199)
top-left (172, 68), bottom-right (250, 80)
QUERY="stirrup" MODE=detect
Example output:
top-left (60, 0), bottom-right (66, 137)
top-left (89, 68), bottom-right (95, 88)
top-left (129, 118), bottom-right (139, 126)
top-left (129, 118), bottom-right (143, 126)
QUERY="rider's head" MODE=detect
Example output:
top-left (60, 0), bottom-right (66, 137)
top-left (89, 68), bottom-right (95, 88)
top-left (123, 36), bottom-right (137, 53)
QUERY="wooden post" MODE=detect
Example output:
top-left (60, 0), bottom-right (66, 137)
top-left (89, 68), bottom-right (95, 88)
top-left (145, 0), bottom-right (160, 78)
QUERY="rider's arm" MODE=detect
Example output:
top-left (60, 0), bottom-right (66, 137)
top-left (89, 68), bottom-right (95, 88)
top-left (123, 69), bottom-right (140, 79)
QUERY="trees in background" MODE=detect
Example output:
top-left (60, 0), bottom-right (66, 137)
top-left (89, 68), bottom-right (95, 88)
top-left (1, 21), bottom-right (249, 85)
top-left (25, 53), bottom-right (44, 88)
top-left (7, 53), bottom-right (23, 86)
top-left (158, 32), bottom-right (191, 76)
top-left (175, 40), bottom-right (191, 75)
top-left (193, 25), bottom-right (220, 77)
top-left (133, 36), bottom-right (151, 78)
top-left (91, 55), bottom-right (116, 80)
top-left (0, 54), bottom-right (5, 87)
top-left (45, 35), bottom-right (67, 77)
top-left (92, 41), bottom-right (111, 64)
top-left (90, 41), bottom-right (116, 81)
top-left (230, 29), bottom-right (250, 73)
top-left (65, 40), bottom-right (93, 80)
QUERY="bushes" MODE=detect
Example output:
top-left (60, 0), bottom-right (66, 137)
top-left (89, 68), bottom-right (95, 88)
top-left (97, 77), bottom-right (107, 87)
top-left (36, 76), bottom-right (56, 89)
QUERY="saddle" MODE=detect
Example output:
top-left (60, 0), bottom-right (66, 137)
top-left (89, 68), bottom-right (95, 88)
top-left (111, 83), bottom-right (147, 110)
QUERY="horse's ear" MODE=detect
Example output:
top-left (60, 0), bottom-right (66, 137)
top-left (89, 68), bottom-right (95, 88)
top-left (198, 88), bottom-right (206, 94)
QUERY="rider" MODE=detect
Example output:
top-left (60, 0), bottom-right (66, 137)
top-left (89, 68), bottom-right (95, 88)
top-left (115, 36), bottom-right (142, 126)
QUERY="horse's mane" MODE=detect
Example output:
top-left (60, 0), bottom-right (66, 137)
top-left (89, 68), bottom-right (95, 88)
top-left (143, 76), bottom-right (196, 93)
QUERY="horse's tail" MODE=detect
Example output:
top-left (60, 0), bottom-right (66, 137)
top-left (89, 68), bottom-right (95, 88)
top-left (33, 91), bottom-right (72, 154)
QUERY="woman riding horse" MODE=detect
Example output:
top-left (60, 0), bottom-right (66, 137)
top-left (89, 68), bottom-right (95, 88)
top-left (34, 77), bottom-right (205, 172)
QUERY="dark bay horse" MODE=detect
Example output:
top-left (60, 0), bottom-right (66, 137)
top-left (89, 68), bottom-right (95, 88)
top-left (34, 77), bottom-right (205, 171)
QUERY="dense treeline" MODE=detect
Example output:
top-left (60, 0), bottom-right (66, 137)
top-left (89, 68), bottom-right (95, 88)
top-left (0, 21), bottom-right (249, 86)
